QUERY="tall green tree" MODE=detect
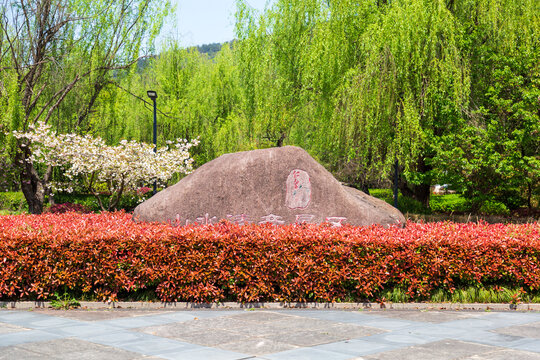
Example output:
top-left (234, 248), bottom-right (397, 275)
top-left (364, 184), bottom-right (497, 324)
top-left (235, 0), bottom-right (325, 147)
top-left (435, 0), bottom-right (540, 210)
top-left (0, 0), bottom-right (170, 213)
top-left (328, 0), bottom-right (469, 207)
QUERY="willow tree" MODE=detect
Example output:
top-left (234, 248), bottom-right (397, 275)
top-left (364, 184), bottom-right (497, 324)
top-left (290, 0), bottom-right (379, 184)
top-left (234, 0), bottom-right (324, 147)
top-left (0, 0), bottom-right (170, 213)
top-left (329, 0), bottom-right (469, 206)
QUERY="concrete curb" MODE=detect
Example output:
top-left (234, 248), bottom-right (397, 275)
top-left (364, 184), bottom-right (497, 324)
top-left (2, 301), bottom-right (540, 311)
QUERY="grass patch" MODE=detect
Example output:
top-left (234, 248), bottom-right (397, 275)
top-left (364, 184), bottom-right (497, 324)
top-left (370, 189), bottom-right (474, 214)
top-left (37, 286), bottom-right (540, 304)
top-left (378, 286), bottom-right (537, 304)
top-left (430, 194), bottom-right (471, 213)
top-left (0, 191), bottom-right (27, 213)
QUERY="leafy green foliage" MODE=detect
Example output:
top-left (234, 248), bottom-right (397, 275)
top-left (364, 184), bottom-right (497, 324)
top-left (479, 200), bottom-right (510, 216)
top-left (369, 189), bottom-right (428, 214)
top-left (0, 0), bottom-right (172, 214)
top-left (430, 194), bottom-right (472, 214)
top-left (50, 290), bottom-right (81, 310)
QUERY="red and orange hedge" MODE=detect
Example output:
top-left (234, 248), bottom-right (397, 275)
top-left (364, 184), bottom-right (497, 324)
top-left (0, 212), bottom-right (538, 302)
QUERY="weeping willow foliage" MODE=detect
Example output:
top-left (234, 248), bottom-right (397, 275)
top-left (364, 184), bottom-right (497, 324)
top-left (328, 0), bottom-right (469, 185)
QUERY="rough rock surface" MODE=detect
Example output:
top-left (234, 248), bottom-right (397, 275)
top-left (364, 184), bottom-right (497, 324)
top-left (133, 146), bottom-right (405, 227)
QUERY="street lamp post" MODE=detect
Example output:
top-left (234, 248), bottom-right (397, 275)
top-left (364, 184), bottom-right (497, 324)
top-left (393, 158), bottom-right (399, 209)
top-left (147, 90), bottom-right (158, 195)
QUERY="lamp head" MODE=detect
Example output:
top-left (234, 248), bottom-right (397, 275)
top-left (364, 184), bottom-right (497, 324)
top-left (146, 90), bottom-right (157, 100)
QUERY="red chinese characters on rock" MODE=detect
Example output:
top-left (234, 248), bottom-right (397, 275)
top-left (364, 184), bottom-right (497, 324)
top-left (285, 169), bottom-right (311, 209)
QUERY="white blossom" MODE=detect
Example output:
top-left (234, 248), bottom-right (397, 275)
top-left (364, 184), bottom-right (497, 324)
top-left (13, 122), bottom-right (199, 201)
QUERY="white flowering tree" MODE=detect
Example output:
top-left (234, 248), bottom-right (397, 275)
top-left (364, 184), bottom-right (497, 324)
top-left (13, 122), bottom-right (198, 211)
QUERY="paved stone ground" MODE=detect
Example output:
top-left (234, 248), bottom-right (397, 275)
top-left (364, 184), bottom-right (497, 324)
top-left (1, 308), bottom-right (540, 359)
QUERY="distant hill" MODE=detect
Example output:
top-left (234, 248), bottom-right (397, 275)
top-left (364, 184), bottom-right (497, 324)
top-left (194, 42), bottom-right (224, 58)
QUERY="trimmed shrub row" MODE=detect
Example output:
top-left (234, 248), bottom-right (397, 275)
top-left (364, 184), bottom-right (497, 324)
top-left (0, 212), bottom-right (538, 302)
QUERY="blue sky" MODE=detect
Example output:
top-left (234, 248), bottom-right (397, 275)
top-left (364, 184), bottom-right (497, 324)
top-left (158, 0), bottom-right (274, 48)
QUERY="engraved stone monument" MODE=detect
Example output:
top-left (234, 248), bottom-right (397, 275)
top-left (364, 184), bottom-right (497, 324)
top-left (133, 146), bottom-right (405, 227)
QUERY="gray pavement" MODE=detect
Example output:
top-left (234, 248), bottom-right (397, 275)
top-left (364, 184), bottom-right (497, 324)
top-left (1, 308), bottom-right (540, 359)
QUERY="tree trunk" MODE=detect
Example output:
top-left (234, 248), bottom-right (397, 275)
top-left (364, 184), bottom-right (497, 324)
top-left (360, 183), bottom-right (370, 195)
top-left (19, 150), bottom-right (52, 214)
top-left (20, 166), bottom-right (45, 214)
top-left (528, 182), bottom-right (532, 209)
top-left (398, 157), bottom-right (432, 209)
top-left (276, 132), bottom-right (287, 147)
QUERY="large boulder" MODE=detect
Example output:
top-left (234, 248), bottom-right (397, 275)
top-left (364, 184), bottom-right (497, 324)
top-left (133, 146), bottom-right (405, 227)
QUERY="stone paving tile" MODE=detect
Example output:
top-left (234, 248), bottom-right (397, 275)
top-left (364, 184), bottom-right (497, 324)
top-left (3, 309), bottom-right (540, 359)
top-left (228, 310), bottom-right (296, 322)
top-left (264, 329), bottom-right (348, 347)
top-left (0, 311), bottom-right (54, 326)
top-left (186, 310), bottom-right (244, 319)
top-left (265, 324), bottom-right (384, 347)
top-left (325, 323), bottom-right (386, 338)
top-left (0, 322), bottom-right (29, 335)
top-left (264, 347), bottom-right (357, 360)
top-left (510, 338), bottom-right (540, 353)
top-left (85, 329), bottom-right (163, 346)
top-left (16, 316), bottom-right (81, 329)
top-left (34, 309), bottom-right (166, 321)
top-left (217, 337), bottom-right (298, 355)
top-left (363, 339), bottom-right (500, 360)
top-left (262, 316), bottom-right (357, 332)
top-left (442, 314), bottom-right (537, 331)
top-left (280, 309), bottom-right (376, 324)
top-left (363, 331), bottom-right (444, 347)
top-left (41, 322), bottom-right (124, 338)
top-left (493, 321), bottom-right (540, 339)
top-left (14, 338), bottom-right (150, 360)
top-left (441, 318), bottom-right (500, 330)
top-left (155, 346), bottom-right (252, 360)
top-left (150, 328), bottom-right (245, 347)
top-left (112, 335), bottom-right (202, 356)
top-left (392, 323), bottom-right (470, 339)
top-left (0, 329), bottom-right (63, 347)
top-left (359, 317), bottom-right (420, 330)
top-left (0, 346), bottom-right (46, 360)
top-left (137, 311), bottom-right (387, 356)
top-left (138, 317), bottom-right (249, 337)
top-left (490, 311), bottom-right (540, 322)
top-left (453, 329), bottom-right (529, 347)
top-left (364, 310), bottom-right (488, 323)
top-left (176, 316), bottom-right (248, 330)
top-left (143, 311), bottom-right (199, 323)
top-left (312, 338), bottom-right (399, 356)
top-left (462, 349), bottom-right (540, 360)
top-left (226, 311), bottom-right (341, 332)
top-left (225, 322), bottom-right (293, 337)
top-left (95, 314), bottom-right (183, 329)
